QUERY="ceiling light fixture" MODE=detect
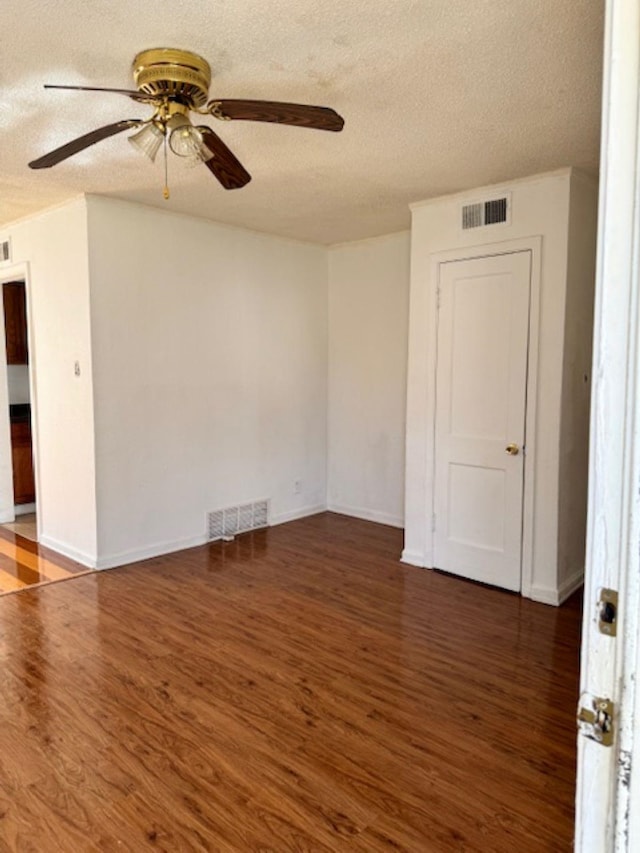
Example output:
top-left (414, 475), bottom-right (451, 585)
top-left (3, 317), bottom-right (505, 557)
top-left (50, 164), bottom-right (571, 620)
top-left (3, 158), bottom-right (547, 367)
top-left (167, 114), bottom-right (213, 163)
top-left (28, 47), bottom-right (345, 198)
top-left (128, 121), bottom-right (164, 162)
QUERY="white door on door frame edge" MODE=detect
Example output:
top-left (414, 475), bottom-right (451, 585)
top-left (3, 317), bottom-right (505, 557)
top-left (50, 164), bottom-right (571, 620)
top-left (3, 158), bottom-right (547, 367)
top-left (433, 251), bottom-right (531, 591)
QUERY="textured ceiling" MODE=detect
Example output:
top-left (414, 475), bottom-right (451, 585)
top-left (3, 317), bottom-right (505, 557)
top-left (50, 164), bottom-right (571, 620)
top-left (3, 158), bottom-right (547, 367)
top-left (1, 0), bottom-right (604, 244)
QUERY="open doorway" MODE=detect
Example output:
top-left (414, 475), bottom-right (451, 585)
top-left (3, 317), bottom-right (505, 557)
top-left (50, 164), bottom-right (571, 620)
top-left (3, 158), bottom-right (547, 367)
top-left (0, 276), bottom-right (37, 543)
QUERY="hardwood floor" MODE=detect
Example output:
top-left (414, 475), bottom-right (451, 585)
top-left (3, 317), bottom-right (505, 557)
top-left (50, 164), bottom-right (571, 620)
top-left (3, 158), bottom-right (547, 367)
top-left (0, 513), bottom-right (581, 851)
top-left (0, 522), bottom-right (90, 595)
top-left (1, 512), bottom-right (37, 544)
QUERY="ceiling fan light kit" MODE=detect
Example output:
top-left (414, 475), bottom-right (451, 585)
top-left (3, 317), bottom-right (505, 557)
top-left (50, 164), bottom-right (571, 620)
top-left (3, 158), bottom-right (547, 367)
top-left (165, 113), bottom-right (212, 162)
top-left (28, 47), bottom-right (345, 195)
top-left (128, 122), bottom-right (164, 162)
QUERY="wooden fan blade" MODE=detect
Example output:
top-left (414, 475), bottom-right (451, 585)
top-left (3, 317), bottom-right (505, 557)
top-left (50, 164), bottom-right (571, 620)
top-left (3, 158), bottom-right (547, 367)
top-left (199, 126), bottom-right (252, 190)
top-left (44, 84), bottom-right (153, 103)
top-left (211, 100), bottom-right (344, 132)
top-left (28, 120), bottom-right (141, 169)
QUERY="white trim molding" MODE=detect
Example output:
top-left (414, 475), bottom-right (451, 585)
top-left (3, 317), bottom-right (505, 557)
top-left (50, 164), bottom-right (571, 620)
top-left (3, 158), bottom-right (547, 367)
top-left (328, 503), bottom-right (404, 529)
top-left (38, 534), bottom-right (97, 569)
top-left (400, 548), bottom-right (426, 567)
top-left (530, 568), bottom-right (584, 607)
top-left (557, 568), bottom-right (585, 605)
top-left (94, 533), bottom-right (209, 571)
top-left (575, 0), bottom-right (640, 849)
top-left (15, 502), bottom-right (36, 516)
top-left (47, 506), bottom-right (329, 572)
top-left (269, 504), bottom-right (326, 527)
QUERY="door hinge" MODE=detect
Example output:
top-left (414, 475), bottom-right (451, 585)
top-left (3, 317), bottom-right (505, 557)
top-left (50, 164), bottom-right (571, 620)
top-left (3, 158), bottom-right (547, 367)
top-left (577, 694), bottom-right (615, 746)
top-left (598, 588), bottom-right (618, 636)
top-left (436, 287), bottom-right (441, 309)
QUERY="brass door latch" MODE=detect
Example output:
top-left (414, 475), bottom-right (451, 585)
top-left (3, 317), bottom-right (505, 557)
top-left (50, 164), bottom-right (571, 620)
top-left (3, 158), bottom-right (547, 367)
top-left (598, 588), bottom-right (618, 636)
top-left (577, 694), bottom-right (614, 746)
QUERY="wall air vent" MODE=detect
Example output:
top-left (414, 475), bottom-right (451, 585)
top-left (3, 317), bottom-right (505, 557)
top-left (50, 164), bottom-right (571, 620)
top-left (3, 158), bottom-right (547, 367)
top-left (207, 499), bottom-right (269, 542)
top-left (461, 195), bottom-right (510, 230)
top-left (462, 203), bottom-right (483, 230)
top-left (0, 239), bottom-right (11, 263)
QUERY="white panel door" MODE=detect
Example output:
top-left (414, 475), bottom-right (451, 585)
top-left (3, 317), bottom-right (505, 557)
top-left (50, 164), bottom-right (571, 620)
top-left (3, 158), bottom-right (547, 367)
top-left (433, 251), bottom-right (531, 591)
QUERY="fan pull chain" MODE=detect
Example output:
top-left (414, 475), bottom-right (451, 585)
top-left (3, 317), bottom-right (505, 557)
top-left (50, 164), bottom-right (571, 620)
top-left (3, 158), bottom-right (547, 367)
top-left (163, 132), bottom-right (170, 200)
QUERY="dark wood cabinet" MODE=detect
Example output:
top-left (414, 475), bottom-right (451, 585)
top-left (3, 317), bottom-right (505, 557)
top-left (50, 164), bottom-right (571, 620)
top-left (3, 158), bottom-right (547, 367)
top-left (11, 418), bottom-right (35, 505)
top-left (3, 282), bottom-right (28, 364)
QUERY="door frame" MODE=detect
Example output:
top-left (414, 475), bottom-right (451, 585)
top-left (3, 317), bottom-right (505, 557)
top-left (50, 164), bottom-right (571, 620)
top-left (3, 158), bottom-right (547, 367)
top-left (419, 236), bottom-right (542, 597)
top-left (575, 0), bottom-right (640, 847)
top-left (0, 261), bottom-right (40, 535)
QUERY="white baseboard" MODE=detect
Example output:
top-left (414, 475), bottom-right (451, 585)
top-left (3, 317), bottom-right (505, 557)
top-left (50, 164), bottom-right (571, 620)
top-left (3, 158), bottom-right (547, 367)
top-left (98, 505), bottom-right (328, 569)
top-left (557, 567), bottom-right (585, 604)
top-left (0, 504), bottom-right (35, 523)
top-left (528, 586), bottom-right (559, 606)
top-left (327, 503), bottom-right (404, 529)
top-left (269, 504), bottom-right (326, 527)
top-left (401, 548), bottom-right (428, 567)
top-left (15, 502), bottom-right (36, 516)
top-left (14, 503), bottom-right (36, 515)
top-left (72, 507), bottom-right (329, 573)
top-left (529, 568), bottom-right (584, 607)
top-left (95, 533), bottom-right (209, 570)
top-left (38, 534), bottom-right (97, 569)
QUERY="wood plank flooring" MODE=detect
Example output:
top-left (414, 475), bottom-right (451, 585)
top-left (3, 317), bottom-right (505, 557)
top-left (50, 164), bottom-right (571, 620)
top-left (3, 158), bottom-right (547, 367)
top-left (0, 513), bottom-right (582, 851)
top-left (0, 523), bottom-right (91, 595)
top-left (1, 512), bottom-right (37, 544)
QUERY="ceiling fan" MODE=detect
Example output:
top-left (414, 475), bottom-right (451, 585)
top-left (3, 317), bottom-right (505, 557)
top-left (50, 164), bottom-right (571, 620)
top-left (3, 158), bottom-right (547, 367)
top-left (28, 48), bottom-right (345, 195)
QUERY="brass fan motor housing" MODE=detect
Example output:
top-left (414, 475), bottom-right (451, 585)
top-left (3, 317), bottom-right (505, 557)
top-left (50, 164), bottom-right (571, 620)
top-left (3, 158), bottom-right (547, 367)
top-left (132, 48), bottom-right (211, 108)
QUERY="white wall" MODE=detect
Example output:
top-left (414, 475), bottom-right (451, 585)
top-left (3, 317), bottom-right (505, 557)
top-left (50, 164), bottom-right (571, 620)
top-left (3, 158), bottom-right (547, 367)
top-left (0, 173), bottom-right (596, 587)
top-left (86, 196), bottom-right (328, 567)
top-left (404, 169), bottom-right (584, 603)
top-left (3, 198), bottom-right (98, 562)
top-left (557, 171), bottom-right (598, 595)
top-left (327, 231), bottom-right (410, 527)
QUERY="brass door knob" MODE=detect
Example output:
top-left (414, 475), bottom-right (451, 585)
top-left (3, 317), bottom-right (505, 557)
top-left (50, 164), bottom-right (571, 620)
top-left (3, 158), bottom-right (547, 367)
top-left (505, 443), bottom-right (520, 456)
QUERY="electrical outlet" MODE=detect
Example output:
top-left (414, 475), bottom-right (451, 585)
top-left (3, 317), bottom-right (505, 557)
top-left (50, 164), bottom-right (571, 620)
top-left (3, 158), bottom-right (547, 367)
top-left (294, 480), bottom-right (301, 495)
